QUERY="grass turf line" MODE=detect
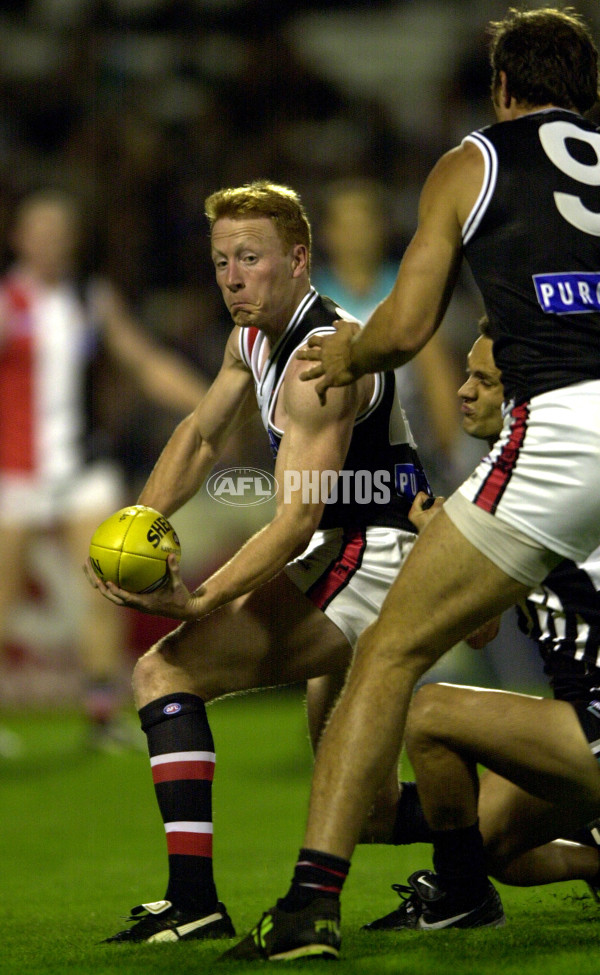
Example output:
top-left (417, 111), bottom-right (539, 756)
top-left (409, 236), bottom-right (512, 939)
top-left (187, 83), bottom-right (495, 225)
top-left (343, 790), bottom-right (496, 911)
top-left (1, 690), bottom-right (600, 974)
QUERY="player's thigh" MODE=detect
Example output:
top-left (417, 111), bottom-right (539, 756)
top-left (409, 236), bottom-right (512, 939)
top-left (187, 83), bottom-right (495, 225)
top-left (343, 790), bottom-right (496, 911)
top-left (61, 461), bottom-right (124, 564)
top-left (62, 505), bottom-right (122, 568)
top-left (410, 682), bottom-right (600, 805)
top-left (63, 513), bottom-right (99, 565)
top-left (61, 512), bottom-right (124, 621)
top-left (138, 571), bottom-right (353, 701)
top-left (363, 510), bottom-right (529, 672)
top-left (478, 770), bottom-right (595, 862)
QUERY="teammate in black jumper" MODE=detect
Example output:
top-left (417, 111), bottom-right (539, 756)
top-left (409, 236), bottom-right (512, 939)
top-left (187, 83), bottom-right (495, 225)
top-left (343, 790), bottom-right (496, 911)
top-left (362, 323), bottom-right (600, 931)
top-left (225, 8), bottom-right (600, 959)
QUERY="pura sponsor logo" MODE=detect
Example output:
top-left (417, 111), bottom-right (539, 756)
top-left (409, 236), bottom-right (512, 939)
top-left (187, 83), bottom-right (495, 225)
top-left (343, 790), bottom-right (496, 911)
top-left (394, 463), bottom-right (430, 501)
top-left (533, 271), bottom-right (600, 314)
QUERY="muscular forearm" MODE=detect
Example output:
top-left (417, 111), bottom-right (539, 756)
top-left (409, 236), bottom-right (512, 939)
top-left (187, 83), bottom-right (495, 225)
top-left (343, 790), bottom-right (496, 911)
top-left (190, 512), bottom-right (313, 617)
top-left (350, 293), bottom-right (425, 376)
top-left (349, 224), bottom-right (461, 379)
top-left (138, 413), bottom-right (215, 517)
top-left (139, 347), bottom-right (208, 415)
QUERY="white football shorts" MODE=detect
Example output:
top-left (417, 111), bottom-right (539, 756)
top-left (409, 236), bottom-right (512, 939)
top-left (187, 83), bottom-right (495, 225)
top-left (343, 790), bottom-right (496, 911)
top-left (0, 460), bottom-right (124, 528)
top-left (445, 379), bottom-right (600, 587)
top-left (285, 525), bottom-right (416, 647)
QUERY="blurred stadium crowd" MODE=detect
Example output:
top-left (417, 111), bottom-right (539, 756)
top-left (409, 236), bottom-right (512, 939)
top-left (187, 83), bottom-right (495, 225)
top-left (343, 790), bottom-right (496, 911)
top-left (2, 0), bottom-right (599, 713)
top-left (0, 0), bottom-right (500, 481)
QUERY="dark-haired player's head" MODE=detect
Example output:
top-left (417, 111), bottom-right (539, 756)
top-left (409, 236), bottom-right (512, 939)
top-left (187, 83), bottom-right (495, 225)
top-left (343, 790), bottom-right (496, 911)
top-left (489, 7), bottom-right (599, 114)
top-left (458, 317), bottom-right (504, 446)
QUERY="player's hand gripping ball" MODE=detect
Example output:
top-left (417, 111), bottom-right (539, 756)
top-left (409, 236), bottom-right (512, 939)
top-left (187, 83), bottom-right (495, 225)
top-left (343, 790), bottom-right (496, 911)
top-left (89, 505), bottom-right (181, 593)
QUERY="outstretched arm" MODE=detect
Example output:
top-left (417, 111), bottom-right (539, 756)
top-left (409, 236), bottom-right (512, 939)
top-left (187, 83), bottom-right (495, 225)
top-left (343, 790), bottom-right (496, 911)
top-left (93, 281), bottom-right (209, 414)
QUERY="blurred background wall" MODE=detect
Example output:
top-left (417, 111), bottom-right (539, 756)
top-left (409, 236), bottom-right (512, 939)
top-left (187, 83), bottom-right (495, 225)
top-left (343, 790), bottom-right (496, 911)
top-left (3, 0), bottom-right (598, 705)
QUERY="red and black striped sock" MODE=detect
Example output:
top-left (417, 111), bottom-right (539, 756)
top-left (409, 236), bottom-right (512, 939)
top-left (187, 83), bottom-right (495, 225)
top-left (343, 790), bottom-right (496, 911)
top-left (277, 847), bottom-right (350, 912)
top-left (139, 693), bottom-right (218, 915)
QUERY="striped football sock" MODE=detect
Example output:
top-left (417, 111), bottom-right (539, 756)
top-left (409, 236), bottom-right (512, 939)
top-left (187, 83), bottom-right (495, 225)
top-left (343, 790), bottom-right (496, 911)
top-left (278, 848), bottom-right (350, 911)
top-left (139, 693), bottom-right (218, 915)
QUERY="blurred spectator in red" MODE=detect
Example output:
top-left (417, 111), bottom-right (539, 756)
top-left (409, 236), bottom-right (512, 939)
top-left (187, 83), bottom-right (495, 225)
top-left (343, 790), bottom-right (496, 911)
top-left (0, 189), bottom-right (207, 752)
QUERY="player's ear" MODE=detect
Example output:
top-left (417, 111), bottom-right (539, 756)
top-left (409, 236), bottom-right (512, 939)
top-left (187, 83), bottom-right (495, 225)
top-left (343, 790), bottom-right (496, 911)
top-left (291, 244), bottom-right (308, 275)
top-left (499, 70), bottom-right (511, 109)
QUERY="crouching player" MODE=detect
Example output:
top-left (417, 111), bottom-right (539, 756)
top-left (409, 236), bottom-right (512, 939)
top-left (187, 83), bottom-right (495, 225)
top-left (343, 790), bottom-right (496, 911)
top-left (363, 322), bottom-right (600, 932)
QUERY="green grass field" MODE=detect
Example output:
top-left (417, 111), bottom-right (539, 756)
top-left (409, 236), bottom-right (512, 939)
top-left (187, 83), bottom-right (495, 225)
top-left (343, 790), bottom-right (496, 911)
top-left (2, 689), bottom-right (600, 975)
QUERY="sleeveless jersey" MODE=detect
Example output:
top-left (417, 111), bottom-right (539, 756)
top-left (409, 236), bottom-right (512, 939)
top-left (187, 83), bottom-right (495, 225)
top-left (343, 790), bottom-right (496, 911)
top-left (516, 546), bottom-right (600, 703)
top-left (238, 288), bottom-right (430, 532)
top-left (463, 109), bottom-right (600, 403)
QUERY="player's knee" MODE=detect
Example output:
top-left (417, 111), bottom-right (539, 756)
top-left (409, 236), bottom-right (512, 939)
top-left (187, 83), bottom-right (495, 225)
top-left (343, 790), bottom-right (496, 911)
top-left (132, 639), bottom-right (175, 706)
top-left (483, 832), bottom-right (517, 881)
top-left (405, 683), bottom-right (446, 753)
top-left (353, 621), bottom-right (433, 682)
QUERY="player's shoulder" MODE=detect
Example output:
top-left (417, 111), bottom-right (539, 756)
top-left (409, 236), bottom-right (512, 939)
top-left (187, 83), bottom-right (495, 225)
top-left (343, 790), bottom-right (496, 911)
top-left (0, 272), bottom-right (30, 336)
top-left (224, 324), bottom-right (255, 371)
top-left (317, 292), bottom-right (362, 327)
top-left (296, 293), bottom-right (361, 351)
top-left (421, 138), bottom-right (486, 229)
top-left (431, 139), bottom-right (484, 185)
top-left (283, 335), bottom-right (370, 422)
top-left (0, 271), bottom-right (29, 305)
top-left (284, 355), bottom-right (363, 425)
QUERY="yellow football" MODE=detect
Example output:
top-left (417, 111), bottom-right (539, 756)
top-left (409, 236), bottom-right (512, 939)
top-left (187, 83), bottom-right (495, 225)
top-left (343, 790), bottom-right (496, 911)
top-left (89, 505), bottom-right (181, 593)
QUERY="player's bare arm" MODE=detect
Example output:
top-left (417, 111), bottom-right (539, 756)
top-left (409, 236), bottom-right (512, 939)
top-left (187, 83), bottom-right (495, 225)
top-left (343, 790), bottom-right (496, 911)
top-left (137, 328), bottom-right (257, 517)
top-left (92, 280), bottom-right (209, 415)
top-left (104, 351), bottom-right (366, 620)
top-left (83, 328), bottom-right (256, 599)
top-left (298, 142), bottom-right (483, 402)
